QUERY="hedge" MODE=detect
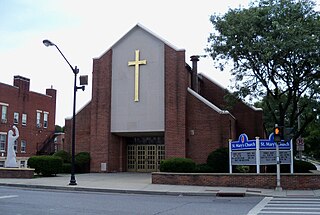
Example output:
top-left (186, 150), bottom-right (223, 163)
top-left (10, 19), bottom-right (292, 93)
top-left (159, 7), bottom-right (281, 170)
top-left (28, 156), bottom-right (63, 176)
top-left (53, 150), bottom-right (71, 163)
top-left (207, 147), bottom-right (229, 173)
top-left (75, 152), bottom-right (91, 173)
top-left (160, 157), bottom-right (196, 173)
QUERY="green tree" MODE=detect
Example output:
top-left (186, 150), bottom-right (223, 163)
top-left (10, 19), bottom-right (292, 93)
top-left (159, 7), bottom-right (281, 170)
top-left (55, 125), bottom-right (65, 133)
top-left (304, 116), bottom-right (320, 159)
top-left (255, 95), bottom-right (320, 158)
top-left (206, 0), bottom-right (320, 138)
top-left (255, 95), bottom-right (320, 137)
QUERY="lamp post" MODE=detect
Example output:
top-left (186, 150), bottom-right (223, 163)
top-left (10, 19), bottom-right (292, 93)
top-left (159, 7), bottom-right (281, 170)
top-left (43, 39), bottom-right (87, 185)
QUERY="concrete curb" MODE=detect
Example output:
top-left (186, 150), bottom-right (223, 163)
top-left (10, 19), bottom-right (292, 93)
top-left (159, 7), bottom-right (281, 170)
top-left (0, 183), bottom-right (217, 197)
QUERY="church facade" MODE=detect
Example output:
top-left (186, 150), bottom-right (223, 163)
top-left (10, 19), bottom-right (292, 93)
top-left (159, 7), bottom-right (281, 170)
top-left (64, 24), bottom-right (264, 172)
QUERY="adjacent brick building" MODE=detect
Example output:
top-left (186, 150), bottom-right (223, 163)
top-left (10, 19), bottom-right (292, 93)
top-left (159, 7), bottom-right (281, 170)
top-left (65, 24), bottom-right (264, 172)
top-left (0, 76), bottom-right (57, 167)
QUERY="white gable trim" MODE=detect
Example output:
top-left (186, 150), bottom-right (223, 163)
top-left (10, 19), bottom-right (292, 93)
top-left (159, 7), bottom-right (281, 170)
top-left (187, 87), bottom-right (235, 119)
top-left (94, 23), bottom-right (184, 60)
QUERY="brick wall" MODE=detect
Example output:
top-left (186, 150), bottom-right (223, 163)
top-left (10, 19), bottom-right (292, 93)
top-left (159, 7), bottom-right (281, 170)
top-left (64, 102), bottom-right (92, 153)
top-left (186, 91), bottom-right (236, 163)
top-left (164, 45), bottom-right (188, 159)
top-left (89, 50), bottom-right (113, 172)
top-left (0, 168), bottom-right (34, 178)
top-left (152, 172), bottom-right (320, 190)
top-left (200, 75), bottom-right (264, 139)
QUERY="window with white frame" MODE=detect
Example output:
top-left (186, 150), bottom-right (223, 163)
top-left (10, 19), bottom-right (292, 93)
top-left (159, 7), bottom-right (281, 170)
top-left (14, 112), bottom-right (19, 124)
top-left (21, 140), bottom-right (26, 153)
top-left (36, 111), bottom-right (41, 128)
top-left (1, 105), bottom-right (8, 123)
top-left (0, 134), bottom-right (6, 151)
top-left (43, 112), bottom-right (48, 128)
top-left (22, 113), bottom-right (27, 126)
top-left (0, 161), bottom-right (4, 167)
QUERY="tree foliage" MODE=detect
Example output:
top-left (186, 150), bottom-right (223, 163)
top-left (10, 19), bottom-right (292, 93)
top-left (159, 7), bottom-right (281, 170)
top-left (206, 0), bottom-right (320, 136)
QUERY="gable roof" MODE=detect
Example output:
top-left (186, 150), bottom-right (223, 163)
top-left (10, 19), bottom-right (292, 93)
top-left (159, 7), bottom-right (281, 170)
top-left (94, 23), bottom-right (185, 59)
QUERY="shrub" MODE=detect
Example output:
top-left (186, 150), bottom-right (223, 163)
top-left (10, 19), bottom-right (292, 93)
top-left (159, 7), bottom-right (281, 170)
top-left (53, 150), bottom-right (71, 163)
top-left (207, 147), bottom-right (229, 173)
top-left (160, 157), bottom-right (196, 173)
top-left (195, 163), bottom-right (214, 173)
top-left (28, 156), bottom-right (63, 176)
top-left (61, 163), bottom-right (72, 173)
top-left (27, 156), bottom-right (41, 175)
top-left (75, 152), bottom-right (91, 173)
top-left (235, 165), bottom-right (250, 173)
top-left (265, 160), bottom-right (317, 173)
top-left (294, 159), bottom-right (317, 173)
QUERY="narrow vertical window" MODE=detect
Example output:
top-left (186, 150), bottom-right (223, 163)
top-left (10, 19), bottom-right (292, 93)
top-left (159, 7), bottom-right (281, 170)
top-left (22, 113), bottom-right (27, 126)
top-left (14, 112), bottom-right (19, 124)
top-left (36, 111), bottom-right (41, 128)
top-left (21, 140), bottom-right (26, 153)
top-left (1, 105), bottom-right (8, 123)
top-left (0, 134), bottom-right (6, 151)
top-left (43, 112), bottom-right (48, 128)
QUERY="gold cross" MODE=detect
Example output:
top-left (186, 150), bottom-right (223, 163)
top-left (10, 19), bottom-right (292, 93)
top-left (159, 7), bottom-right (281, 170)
top-left (128, 50), bottom-right (147, 102)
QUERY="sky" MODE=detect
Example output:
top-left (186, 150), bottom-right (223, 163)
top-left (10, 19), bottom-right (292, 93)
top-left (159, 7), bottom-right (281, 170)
top-left (1, 0), bottom-right (319, 126)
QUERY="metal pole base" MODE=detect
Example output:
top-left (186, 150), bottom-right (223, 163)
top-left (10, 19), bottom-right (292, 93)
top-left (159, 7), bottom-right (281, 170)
top-left (69, 175), bottom-right (77, 186)
top-left (275, 186), bottom-right (282, 191)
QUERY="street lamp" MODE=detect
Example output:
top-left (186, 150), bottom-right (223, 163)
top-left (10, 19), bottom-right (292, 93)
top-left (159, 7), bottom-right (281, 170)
top-left (43, 39), bottom-right (87, 185)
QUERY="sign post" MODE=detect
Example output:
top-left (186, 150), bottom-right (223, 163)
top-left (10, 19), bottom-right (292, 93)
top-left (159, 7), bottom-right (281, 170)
top-left (296, 137), bottom-right (304, 160)
top-left (274, 124), bottom-right (282, 191)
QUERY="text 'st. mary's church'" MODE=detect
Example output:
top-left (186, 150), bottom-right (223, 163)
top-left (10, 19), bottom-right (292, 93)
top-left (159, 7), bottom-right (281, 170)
top-left (64, 24), bottom-right (264, 173)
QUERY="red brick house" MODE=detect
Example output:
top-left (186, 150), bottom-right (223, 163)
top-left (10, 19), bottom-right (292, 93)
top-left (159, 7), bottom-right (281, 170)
top-left (0, 76), bottom-right (58, 167)
top-left (65, 24), bottom-right (264, 172)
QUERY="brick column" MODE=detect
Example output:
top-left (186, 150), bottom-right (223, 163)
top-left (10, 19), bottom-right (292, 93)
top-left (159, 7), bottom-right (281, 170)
top-left (164, 45), bottom-right (188, 158)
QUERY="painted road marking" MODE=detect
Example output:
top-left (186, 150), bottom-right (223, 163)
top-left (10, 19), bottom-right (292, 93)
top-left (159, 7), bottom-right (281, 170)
top-left (0, 195), bottom-right (19, 199)
top-left (248, 197), bottom-right (320, 215)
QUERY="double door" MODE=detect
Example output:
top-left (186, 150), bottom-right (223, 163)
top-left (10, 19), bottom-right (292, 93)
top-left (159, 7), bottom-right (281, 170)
top-left (127, 144), bottom-right (165, 172)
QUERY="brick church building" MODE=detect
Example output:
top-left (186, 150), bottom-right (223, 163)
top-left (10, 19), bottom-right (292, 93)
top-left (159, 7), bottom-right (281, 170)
top-left (64, 24), bottom-right (264, 173)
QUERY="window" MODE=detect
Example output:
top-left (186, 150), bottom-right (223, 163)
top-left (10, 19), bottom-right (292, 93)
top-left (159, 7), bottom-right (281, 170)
top-left (14, 112), bottom-right (19, 124)
top-left (21, 140), bottom-right (26, 153)
top-left (36, 111), bottom-right (41, 128)
top-left (1, 105), bottom-right (8, 123)
top-left (0, 134), bottom-right (6, 151)
top-left (43, 112), bottom-right (48, 128)
top-left (14, 140), bottom-right (18, 152)
top-left (0, 161), bottom-right (4, 167)
top-left (22, 113), bottom-right (27, 126)
top-left (20, 160), bottom-right (26, 168)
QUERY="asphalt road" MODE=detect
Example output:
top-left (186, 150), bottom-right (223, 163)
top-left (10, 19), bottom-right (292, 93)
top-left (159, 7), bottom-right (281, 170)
top-left (0, 186), bottom-right (263, 215)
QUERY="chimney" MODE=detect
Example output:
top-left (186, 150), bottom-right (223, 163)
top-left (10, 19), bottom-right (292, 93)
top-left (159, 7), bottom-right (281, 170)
top-left (190, 55), bottom-right (199, 93)
top-left (13, 75), bottom-right (30, 92)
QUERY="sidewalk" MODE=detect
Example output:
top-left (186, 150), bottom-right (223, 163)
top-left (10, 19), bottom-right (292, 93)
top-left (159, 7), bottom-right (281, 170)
top-left (0, 173), bottom-right (319, 197)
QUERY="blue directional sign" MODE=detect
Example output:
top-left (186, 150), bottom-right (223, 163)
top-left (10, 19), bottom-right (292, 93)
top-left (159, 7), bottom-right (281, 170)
top-left (259, 133), bottom-right (291, 150)
top-left (231, 133), bottom-right (291, 151)
top-left (231, 134), bottom-right (256, 150)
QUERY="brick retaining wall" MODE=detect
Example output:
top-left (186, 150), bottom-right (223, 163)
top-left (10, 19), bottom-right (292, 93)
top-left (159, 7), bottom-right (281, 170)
top-left (152, 172), bottom-right (320, 190)
top-left (0, 168), bottom-right (34, 178)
